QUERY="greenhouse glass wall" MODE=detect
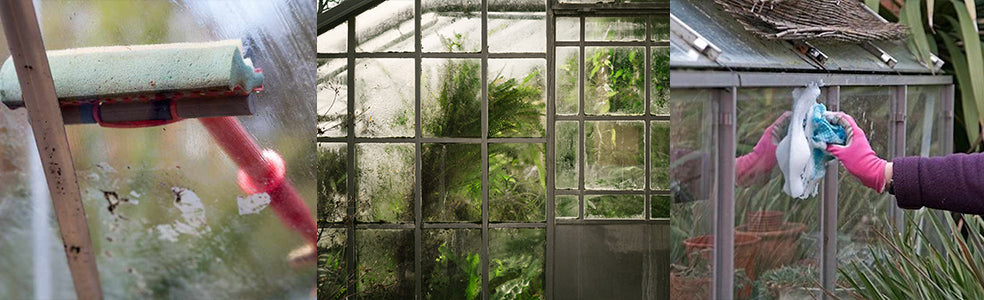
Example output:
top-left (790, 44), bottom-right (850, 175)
top-left (670, 0), bottom-right (954, 299)
top-left (318, 0), bottom-right (671, 298)
top-left (0, 1), bottom-right (316, 299)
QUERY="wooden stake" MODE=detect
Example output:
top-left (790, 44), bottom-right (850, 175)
top-left (0, 0), bottom-right (102, 299)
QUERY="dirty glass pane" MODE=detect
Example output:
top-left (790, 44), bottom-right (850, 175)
top-left (652, 16), bottom-right (670, 41)
top-left (357, 144), bottom-right (414, 223)
top-left (0, 1), bottom-right (319, 298)
top-left (355, 59), bottom-right (415, 137)
top-left (651, 195), bottom-right (670, 218)
top-left (837, 87), bottom-right (893, 268)
top-left (489, 228), bottom-right (545, 298)
top-left (556, 47), bottom-right (580, 115)
top-left (319, 143), bottom-right (347, 223)
top-left (489, 59), bottom-right (546, 138)
top-left (651, 47), bottom-right (670, 115)
top-left (422, 58), bottom-right (483, 138)
top-left (651, 120), bottom-right (670, 189)
top-left (555, 224), bottom-right (668, 298)
top-left (356, 0), bottom-right (415, 52)
top-left (318, 59), bottom-right (347, 137)
top-left (585, 121), bottom-right (645, 190)
top-left (555, 121), bottom-right (579, 190)
top-left (319, 228), bottom-right (350, 299)
top-left (556, 195), bottom-right (578, 218)
top-left (586, 195), bottom-right (644, 219)
top-left (356, 229), bottom-right (414, 298)
top-left (670, 89), bottom-right (716, 300)
top-left (422, 143), bottom-right (482, 222)
top-left (422, 0), bottom-right (482, 52)
top-left (906, 86), bottom-right (944, 157)
top-left (736, 88), bottom-right (821, 298)
top-left (423, 229), bottom-right (483, 298)
top-left (318, 21), bottom-right (347, 53)
top-left (489, 0), bottom-right (546, 53)
top-left (489, 143), bottom-right (546, 222)
top-left (586, 17), bottom-right (646, 41)
top-left (36, 1), bottom-right (318, 299)
top-left (556, 17), bottom-right (580, 41)
top-left (585, 47), bottom-right (646, 115)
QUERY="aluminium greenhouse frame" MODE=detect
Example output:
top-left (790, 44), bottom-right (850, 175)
top-left (671, 70), bottom-right (955, 299)
top-left (319, 0), bottom-right (671, 299)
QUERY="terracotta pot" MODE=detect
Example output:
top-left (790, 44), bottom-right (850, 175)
top-left (683, 232), bottom-right (762, 298)
top-left (745, 210), bottom-right (784, 232)
top-left (737, 222), bottom-right (807, 271)
top-left (670, 271), bottom-right (710, 300)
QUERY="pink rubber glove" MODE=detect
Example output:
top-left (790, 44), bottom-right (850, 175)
top-left (736, 112), bottom-right (790, 186)
top-left (824, 112), bottom-right (888, 193)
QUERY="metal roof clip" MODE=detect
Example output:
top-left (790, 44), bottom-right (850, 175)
top-left (670, 13), bottom-right (722, 61)
top-left (861, 42), bottom-right (897, 68)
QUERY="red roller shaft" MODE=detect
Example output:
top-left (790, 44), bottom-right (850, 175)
top-left (199, 116), bottom-right (316, 244)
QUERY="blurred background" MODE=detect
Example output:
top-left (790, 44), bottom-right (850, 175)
top-left (0, 1), bottom-right (316, 299)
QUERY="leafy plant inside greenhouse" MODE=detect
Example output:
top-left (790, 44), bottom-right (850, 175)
top-left (318, 44), bottom-right (546, 298)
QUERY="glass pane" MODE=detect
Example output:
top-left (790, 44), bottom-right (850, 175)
top-left (488, 59), bottom-right (546, 138)
top-left (319, 228), bottom-right (350, 299)
top-left (11, 2), bottom-right (317, 297)
top-left (906, 86), bottom-right (943, 157)
top-left (356, 229), bottom-right (414, 298)
top-left (586, 195), bottom-right (644, 219)
top-left (586, 17), bottom-right (646, 41)
top-left (651, 195), bottom-right (670, 218)
top-left (555, 224), bottom-right (668, 298)
top-left (585, 47), bottom-right (646, 115)
top-left (356, 0), bottom-right (415, 52)
top-left (318, 59), bottom-right (347, 137)
top-left (838, 87), bottom-right (893, 267)
top-left (422, 0), bottom-right (482, 52)
top-left (422, 143), bottom-right (482, 222)
top-left (652, 16), bottom-right (670, 41)
top-left (555, 47), bottom-right (580, 115)
top-left (651, 120), bottom-right (670, 190)
top-left (489, 143), bottom-right (546, 222)
top-left (490, 228), bottom-right (545, 298)
top-left (422, 58), bottom-right (482, 138)
top-left (423, 229), bottom-right (482, 298)
top-left (556, 17), bottom-right (581, 41)
top-left (585, 121), bottom-right (645, 190)
top-left (651, 47), bottom-right (670, 115)
top-left (556, 195), bottom-right (578, 218)
top-left (318, 21), bottom-right (347, 53)
top-left (670, 89), bottom-right (716, 300)
top-left (555, 121), bottom-right (579, 190)
top-left (489, 0), bottom-right (546, 53)
top-left (319, 143), bottom-right (347, 223)
top-left (735, 88), bottom-right (821, 298)
top-left (357, 144), bottom-right (414, 223)
top-left (355, 59), bottom-right (415, 137)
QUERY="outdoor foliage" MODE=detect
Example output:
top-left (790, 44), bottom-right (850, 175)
top-left (892, 0), bottom-right (984, 152)
top-left (840, 211), bottom-right (984, 299)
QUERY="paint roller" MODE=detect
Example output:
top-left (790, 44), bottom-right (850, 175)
top-left (0, 40), bottom-right (316, 244)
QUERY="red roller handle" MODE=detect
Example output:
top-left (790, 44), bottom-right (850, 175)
top-left (199, 116), bottom-right (316, 244)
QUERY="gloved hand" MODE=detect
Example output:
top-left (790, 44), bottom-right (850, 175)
top-left (824, 112), bottom-right (889, 193)
top-left (736, 111), bottom-right (790, 186)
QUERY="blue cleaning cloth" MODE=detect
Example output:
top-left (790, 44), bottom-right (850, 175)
top-left (776, 83), bottom-right (846, 199)
top-left (808, 103), bottom-right (846, 182)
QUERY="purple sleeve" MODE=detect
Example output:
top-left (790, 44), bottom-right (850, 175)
top-left (893, 152), bottom-right (984, 213)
